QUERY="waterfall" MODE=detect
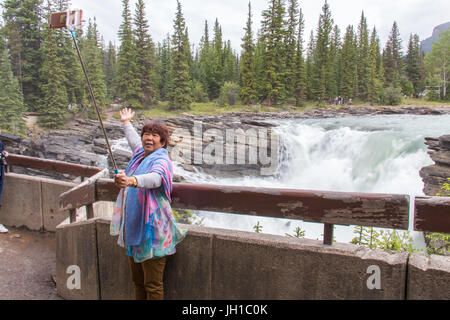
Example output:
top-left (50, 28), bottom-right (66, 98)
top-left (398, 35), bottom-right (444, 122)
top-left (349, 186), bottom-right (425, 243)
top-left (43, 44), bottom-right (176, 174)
top-left (179, 114), bottom-right (450, 249)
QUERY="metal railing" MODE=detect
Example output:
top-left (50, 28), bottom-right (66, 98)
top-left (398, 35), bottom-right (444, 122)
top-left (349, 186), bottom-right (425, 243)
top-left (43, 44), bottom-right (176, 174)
top-left (6, 154), bottom-right (450, 245)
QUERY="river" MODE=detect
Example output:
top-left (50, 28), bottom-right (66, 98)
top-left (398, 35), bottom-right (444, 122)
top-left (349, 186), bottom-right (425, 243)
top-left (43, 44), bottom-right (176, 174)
top-left (168, 114), bottom-right (450, 249)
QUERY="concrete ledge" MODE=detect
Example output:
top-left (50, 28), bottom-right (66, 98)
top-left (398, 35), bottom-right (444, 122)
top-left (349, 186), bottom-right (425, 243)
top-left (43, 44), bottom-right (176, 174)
top-left (206, 226), bottom-right (408, 299)
top-left (0, 173), bottom-right (43, 230)
top-left (57, 218), bottom-right (450, 300)
top-left (0, 173), bottom-right (76, 231)
top-left (407, 253), bottom-right (450, 300)
top-left (95, 219), bottom-right (134, 300)
top-left (56, 219), bottom-right (100, 300)
top-left (88, 219), bottom-right (408, 300)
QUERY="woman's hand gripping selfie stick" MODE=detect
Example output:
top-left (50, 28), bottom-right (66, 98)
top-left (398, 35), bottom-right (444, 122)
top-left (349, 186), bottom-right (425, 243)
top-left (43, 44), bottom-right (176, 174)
top-left (49, 9), bottom-right (119, 175)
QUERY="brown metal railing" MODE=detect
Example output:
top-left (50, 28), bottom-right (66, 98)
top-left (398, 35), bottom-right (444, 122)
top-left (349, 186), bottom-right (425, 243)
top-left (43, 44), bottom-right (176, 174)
top-left (5, 154), bottom-right (450, 245)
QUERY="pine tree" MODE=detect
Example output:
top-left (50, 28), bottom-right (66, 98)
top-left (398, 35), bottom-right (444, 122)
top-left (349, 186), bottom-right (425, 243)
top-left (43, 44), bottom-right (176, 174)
top-left (155, 35), bottom-right (173, 101)
top-left (134, 0), bottom-right (157, 105)
top-left (2, 0), bottom-right (44, 111)
top-left (382, 21), bottom-right (403, 87)
top-left (260, 0), bottom-right (287, 106)
top-left (116, 0), bottom-right (140, 104)
top-left (305, 30), bottom-right (315, 100)
top-left (198, 20), bottom-right (214, 99)
top-left (311, 0), bottom-right (334, 102)
top-left (357, 12), bottom-right (370, 100)
top-left (253, 32), bottom-right (266, 101)
top-left (83, 19), bottom-right (107, 111)
top-left (38, 1), bottom-right (68, 128)
top-left (210, 18), bottom-right (224, 99)
top-left (340, 25), bottom-right (357, 100)
top-left (293, 8), bottom-right (306, 107)
top-left (406, 34), bottom-right (425, 95)
top-left (368, 27), bottom-right (383, 103)
top-left (239, 2), bottom-right (257, 105)
top-left (284, 0), bottom-right (299, 98)
top-left (330, 24), bottom-right (341, 98)
top-left (0, 24), bottom-right (26, 134)
top-left (104, 41), bottom-right (118, 100)
top-left (170, 0), bottom-right (192, 110)
top-left (222, 40), bottom-right (236, 83)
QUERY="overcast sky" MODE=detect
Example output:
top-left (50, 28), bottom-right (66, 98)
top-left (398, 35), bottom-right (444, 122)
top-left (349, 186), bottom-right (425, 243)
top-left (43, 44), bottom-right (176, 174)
top-left (69, 0), bottom-right (449, 53)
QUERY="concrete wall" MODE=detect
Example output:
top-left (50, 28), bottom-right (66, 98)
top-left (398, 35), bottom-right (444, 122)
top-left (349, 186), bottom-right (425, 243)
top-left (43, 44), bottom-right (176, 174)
top-left (0, 173), bottom-right (113, 232)
top-left (55, 217), bottom-right (450, 300)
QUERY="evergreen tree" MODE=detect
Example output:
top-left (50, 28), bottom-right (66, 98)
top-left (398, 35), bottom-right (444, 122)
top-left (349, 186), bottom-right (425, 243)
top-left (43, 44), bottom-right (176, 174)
top-left (116, 0), bottom-right (140, 104)
top-left (293, 8), bottom-right (306, 107)
top-left (368, 27), bottom-right (383, 103)
top-left (330, 24), bottom-right (341, 97)
top-left (198, 20), bottom-right (213, 99)
top-left (134, 0), bottom-right (156, 105)
top-left (253, 32), bottom-right (266, 101)
top-left (239, 2), bottom-right (257, 105)
top-left (305, 30), bottom-right (315, 100)
top-left (284, 0), bottom-right (299, 98)
top-left (2, 0), bottom-right (44, 111)
top-left (222, 40), bottom-right (236, 83)
top-left (210, 18), bottom-right (224, 99)
top-left (260, 0), bottom-right (287, 106)
top-left (357, 12), bottom-right (370, 100)
top-left (156, 35), bottom-right (173, 101)
top-left (104, 41), bottom-right (118, 100)
top-left (83, 19), bottom-right (107, 110)
top-left (382, 21), bottom-right (403, 87)
top-left (311, 0), bottom-right (334, 102)
top-left (170, 0), bottom-right (192, 110)
top-left (406, 34), bottom-right (425, 95)
top-left (340, 25), bottom-right (357, 100)
top-left (0, 24), bottom-right (26, 134)
top-left (38, 1), bottom-right (68, 128)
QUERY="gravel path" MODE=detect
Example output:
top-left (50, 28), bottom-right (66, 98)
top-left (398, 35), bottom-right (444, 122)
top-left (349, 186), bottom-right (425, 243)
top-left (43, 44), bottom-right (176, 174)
top-left (0, 227), bottom-right (62, 300)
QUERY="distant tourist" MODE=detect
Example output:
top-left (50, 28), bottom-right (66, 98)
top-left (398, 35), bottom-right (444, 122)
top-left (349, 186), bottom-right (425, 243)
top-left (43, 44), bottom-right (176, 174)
top-left (110, 108), bottom-right (186, 300)
top-left (0, 139), bottom-right (8, 233)
top-left (349, 98), bottom-right (353, 105)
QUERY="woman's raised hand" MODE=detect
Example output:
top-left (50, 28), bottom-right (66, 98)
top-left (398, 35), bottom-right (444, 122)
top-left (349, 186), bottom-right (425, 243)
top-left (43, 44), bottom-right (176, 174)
top-left (119, 107), bottom-right (135, 125)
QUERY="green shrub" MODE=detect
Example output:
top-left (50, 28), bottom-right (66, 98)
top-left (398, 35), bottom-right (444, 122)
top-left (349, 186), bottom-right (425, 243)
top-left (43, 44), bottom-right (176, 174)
top-left (400, 76), bottom-right (414, 96)
top-left (380, 86), bottom-right (403, 105)
top-left (219, 82), bottom-right (240, 107)
top-left (191, 80), bottom-right (209, 103)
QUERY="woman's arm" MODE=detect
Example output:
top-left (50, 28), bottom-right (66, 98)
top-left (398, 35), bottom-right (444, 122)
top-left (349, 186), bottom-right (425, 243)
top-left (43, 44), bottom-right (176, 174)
top-left (114, 171), bottom-right (162, 189)
top-left (135, 172), bottom-right (162, 189)
top-left (123, 122), bottom-right (141, 152)
top-left (120, 108), bottom-right (141, 152)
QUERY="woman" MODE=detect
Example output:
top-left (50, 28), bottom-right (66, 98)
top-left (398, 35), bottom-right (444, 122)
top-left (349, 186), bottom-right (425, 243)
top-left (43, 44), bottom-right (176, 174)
top-left (110, 108), bottom-right (186, 300)
top-left (0, 139), bottom-right (8, 233)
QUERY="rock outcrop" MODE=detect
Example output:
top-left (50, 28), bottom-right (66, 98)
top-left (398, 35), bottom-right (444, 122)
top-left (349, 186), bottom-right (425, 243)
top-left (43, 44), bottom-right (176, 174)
top-left (420, 135), bottom-right (450, 196)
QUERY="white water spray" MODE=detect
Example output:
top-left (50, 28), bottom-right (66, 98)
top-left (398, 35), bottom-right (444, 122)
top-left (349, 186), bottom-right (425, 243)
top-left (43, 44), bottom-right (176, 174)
top-left (177, 114), bottom-right (450, 249)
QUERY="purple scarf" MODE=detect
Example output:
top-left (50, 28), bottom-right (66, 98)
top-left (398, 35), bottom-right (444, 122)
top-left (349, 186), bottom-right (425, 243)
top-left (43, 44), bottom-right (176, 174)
top-left (123, 147), bottom-right (173, 246)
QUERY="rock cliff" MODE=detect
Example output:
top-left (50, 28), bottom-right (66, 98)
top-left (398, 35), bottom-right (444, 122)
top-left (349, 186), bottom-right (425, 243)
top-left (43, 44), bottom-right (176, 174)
top-left (420, 135), bottom-right (450, 196)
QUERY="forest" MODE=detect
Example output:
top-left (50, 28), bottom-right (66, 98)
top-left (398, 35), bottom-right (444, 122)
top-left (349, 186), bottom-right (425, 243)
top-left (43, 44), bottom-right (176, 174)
top-left (0, 0), bottom-right (449, 134)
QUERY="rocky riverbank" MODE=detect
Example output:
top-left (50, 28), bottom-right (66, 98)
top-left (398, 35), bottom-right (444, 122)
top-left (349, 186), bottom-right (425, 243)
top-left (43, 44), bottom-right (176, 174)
top-left (1, 104), bottom-right (450, 182)
top-left (419, 135), bottom-right (450, 196)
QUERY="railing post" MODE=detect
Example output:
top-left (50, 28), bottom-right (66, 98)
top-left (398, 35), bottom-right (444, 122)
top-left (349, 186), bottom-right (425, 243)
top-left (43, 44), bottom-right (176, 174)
top-left (86, 204), bottom-right (94, 220)
top-left (69, 209), bottom-right (76, 223)
top-left (323, 223), bottom-right (334, 245)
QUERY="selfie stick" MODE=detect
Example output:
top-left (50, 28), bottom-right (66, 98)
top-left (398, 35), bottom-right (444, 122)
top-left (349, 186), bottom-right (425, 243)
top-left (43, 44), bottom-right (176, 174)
top-left (50, 9), bottom-right (119, 174)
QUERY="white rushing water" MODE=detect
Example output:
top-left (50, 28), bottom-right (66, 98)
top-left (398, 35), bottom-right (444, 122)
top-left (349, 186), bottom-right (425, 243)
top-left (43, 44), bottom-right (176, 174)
top-left (171, 114), bottom-right (450, 249)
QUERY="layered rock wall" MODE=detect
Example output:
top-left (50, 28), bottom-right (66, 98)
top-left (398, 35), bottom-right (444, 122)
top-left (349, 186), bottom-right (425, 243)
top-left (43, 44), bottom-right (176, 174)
top-left (420, 135), bottom-right (450, 196)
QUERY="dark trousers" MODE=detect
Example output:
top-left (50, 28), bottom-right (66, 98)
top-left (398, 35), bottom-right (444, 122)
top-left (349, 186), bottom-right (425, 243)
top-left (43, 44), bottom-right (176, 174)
top-left (128, 256), bottom-right (167, 300)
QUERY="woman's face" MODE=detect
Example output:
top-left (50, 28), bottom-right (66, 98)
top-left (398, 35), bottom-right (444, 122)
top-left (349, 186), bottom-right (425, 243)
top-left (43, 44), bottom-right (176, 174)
top-left (142, 131), bottom-right (163, 155)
